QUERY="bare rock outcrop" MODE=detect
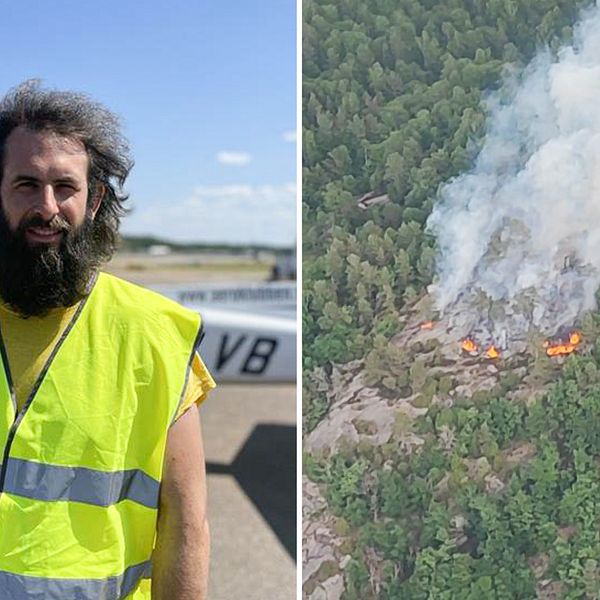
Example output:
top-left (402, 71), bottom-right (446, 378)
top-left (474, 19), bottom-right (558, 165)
top-left (303, 477), bottom-right (350, 600)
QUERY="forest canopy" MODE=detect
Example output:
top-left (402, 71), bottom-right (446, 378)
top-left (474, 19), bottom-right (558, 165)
top-left (303, 1), bottom-right (600, 597)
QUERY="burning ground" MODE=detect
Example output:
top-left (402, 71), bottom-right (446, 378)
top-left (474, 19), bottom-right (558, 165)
top-left (304, 292), bottom-right (598, 459)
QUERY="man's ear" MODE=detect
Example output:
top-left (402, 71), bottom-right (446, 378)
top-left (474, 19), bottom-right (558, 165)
top-left (90, 184), bottom-right (105, 218)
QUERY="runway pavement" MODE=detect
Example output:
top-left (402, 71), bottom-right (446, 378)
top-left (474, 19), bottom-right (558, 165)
top-left (200, 383), bottom-right (297, 600)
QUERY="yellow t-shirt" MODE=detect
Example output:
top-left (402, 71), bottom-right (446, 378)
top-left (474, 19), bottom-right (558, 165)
top-left (0, 301), bottom-right (215, 419)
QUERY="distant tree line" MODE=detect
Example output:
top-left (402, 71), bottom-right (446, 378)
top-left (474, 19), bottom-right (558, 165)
top-left (118, 234), bottom-right (293, 255)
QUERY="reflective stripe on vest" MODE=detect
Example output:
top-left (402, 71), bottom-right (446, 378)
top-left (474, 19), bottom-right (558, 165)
top-left (0, 273), bottom-right (202, 598)
top-left (0, 560), bottom-right (151, 600)
top-left (2, 457), bottom-right (160, 508)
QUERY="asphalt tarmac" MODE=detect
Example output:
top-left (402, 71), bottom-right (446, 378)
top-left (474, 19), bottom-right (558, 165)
top-left (199, 382), bottom-right (297, 600)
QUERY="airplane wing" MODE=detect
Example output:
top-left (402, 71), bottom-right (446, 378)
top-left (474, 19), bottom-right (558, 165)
top-left (198, 306), bottom-right (296, 383)
top-left (151, 282), bottom-right (297, 383)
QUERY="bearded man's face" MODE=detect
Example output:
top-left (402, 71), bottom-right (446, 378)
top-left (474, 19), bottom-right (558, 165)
top-left (0, 127), bottom-right (104, 317)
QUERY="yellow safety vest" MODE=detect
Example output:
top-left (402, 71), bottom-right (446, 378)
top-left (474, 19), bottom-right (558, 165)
top-left (0, 272), bottom-right (203, 599)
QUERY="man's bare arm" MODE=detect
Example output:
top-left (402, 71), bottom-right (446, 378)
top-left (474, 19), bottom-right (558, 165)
top-left (152, 404), bottom-right (210, 599)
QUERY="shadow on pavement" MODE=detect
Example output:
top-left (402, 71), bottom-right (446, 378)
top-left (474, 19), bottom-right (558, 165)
top-left (206, 424), bottom-right (296, 560)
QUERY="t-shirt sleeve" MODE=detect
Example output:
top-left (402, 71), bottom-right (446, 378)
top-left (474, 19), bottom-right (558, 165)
top-left (173, 352), bottom-right (216, 421)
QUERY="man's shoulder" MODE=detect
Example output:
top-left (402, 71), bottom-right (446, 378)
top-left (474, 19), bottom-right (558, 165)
top-left (96, 271), bottom-right (172, 304)
top-left (94, 272), bottom-right (201, 325)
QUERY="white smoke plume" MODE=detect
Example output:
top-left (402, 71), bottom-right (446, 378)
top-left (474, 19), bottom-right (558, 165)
top-left (427, 5), bottom-right (600, 342)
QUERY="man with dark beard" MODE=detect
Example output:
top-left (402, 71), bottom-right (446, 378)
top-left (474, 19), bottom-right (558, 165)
top-left (0, 81), bottom-right (214, 600)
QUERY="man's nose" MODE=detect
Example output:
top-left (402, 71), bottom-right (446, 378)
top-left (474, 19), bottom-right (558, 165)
top-left (34, 185), bottom-right (60, 219)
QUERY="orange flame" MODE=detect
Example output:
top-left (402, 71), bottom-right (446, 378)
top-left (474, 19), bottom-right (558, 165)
top-left (420, 321), bottom-right (434, 330)
top-left (545, 331), bottom-right (582, 357)
top-left (486, 345), bottom-right (500, 359)
top-left (462, 338), bottom-right (478, 354)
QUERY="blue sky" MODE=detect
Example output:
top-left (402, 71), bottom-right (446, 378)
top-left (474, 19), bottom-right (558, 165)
top-left (0, 0), bottom-right (296, 247)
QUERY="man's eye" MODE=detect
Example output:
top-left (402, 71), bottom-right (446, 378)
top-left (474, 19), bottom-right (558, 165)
top-left (16, 182), bottom-right (36, 189)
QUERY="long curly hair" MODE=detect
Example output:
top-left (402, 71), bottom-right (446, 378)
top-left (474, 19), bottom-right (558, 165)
top-left (0, 80), bottom-right (134, 262)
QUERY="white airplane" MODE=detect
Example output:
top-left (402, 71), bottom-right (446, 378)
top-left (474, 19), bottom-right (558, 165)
top-left (152, 282), bottom-right (297, 383)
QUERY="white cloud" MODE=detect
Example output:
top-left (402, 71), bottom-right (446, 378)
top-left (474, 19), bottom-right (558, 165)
top-left (216, 151), bottom-right (252, 166)
top-left (124, 182), bottom-right (297, 246)
top-left (282, 130), bottom-right (296, 143)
